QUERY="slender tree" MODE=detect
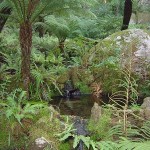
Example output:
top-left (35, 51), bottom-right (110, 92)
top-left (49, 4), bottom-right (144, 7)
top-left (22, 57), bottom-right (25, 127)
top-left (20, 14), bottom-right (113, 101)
top-left (121, 0), bottom-right (133, 30)
top-left (0, 0), bottom-right (51, 98)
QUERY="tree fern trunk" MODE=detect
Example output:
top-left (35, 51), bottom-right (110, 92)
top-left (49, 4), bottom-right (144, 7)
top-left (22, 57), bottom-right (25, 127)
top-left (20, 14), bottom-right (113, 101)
top-left (59, 39), bottom-right (65, 54)
top-left (20, 21), bottom-right (32, 98)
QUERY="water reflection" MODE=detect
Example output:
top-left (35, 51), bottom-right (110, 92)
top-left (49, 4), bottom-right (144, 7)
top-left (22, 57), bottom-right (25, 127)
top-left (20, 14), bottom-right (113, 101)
top-left (50, 95), bottom-right (108, 118)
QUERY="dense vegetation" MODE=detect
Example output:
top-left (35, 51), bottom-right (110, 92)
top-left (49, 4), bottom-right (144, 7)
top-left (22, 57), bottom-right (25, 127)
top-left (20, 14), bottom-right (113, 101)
top-left (0, 0), bottom-right (150, 149)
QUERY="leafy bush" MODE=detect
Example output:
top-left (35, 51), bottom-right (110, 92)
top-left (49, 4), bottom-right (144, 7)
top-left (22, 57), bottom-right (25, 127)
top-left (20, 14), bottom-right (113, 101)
top-left (0, 89), bottom-right (47, 147)
top-left (88, 109), bottom-right (112, 141)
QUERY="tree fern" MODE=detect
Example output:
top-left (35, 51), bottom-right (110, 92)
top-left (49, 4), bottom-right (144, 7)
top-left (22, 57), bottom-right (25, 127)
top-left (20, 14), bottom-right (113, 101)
top-left (0, 0), bottom-right (97, 97)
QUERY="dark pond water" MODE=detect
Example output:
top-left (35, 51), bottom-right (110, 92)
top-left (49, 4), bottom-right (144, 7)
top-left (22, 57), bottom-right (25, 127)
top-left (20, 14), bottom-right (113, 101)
top-left (50, 95), bottom-right (109, 118)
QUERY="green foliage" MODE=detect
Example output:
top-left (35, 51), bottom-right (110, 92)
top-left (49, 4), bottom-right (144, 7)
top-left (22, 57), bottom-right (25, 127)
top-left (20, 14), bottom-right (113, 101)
top-left (109, 68), bottom-right (139, 138)
top-left (139, 121), bottom-right (150, 140)
top-left (59, 142), bottom-right (71, 150)
top-left (0, 0), bottom-right (150, 149)
top-left (88, 109), bottom-right (112, 141)
top-left (129, 104), bottom-right (141, 111)
top-left (0, 89), bottom-right (47, 125)
top-left (88, 43), bottom-right (121, 93)
top-left (75, 82), bottom-right (91, 94)
top-left (118, 137), bottom-right (150, 150)
top-left (0, 78), bottom-right (10, 100)
top-left (56, 121), bottom-right (119, 150)
top-left (86, 0), bottom-right (123, 39)
top-left (0, 89), bottom-right (48, 148)
top-left (138, 80), bottom-right (150, 97)
top-left (56, 123), bottom-right (75, 142)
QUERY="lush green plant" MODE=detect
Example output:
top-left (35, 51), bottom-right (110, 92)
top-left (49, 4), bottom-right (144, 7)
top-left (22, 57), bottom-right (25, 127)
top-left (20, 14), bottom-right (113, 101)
top-left (129, 104), bottom-right (141, 111)
top-left (0, 78), bottom-right (10, 100)
top-left (0, 89), bottom-right (47, 146)
top-left (58, 142), bottom-right (71, 150)
top-left (118, 137), bottom-right (150, 150)
top-left (88, 109), bottom-right (112, 141)
top-left (75, 82), bottom-right (91, 94)
top-left (139, 80), bottom-right (150, 97)
top-left (0, 89), bottom-right (46, 124)
top-left (56, 122), bottom-right (119, 150)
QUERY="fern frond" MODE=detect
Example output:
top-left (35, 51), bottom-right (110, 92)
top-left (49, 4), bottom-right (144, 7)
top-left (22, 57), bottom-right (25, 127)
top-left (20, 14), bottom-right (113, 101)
top-left (118, 137), bottom-right (150, 150)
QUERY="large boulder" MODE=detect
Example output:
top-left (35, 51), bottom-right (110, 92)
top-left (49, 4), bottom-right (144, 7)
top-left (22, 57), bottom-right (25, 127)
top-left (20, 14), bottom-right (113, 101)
top-left (90, 29), bottom-right (150, 77)
top-left (85, 29), bottom-right (150, 92)
top-left (58, 29), bottom-right (150, 94)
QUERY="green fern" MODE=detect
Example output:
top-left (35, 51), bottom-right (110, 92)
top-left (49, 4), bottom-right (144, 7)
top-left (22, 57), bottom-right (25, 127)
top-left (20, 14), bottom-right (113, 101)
top-left (0, 89), bottom-right (47, 124)
top-left (139, 121), bottom-right (150, 140)
top-left (118, 137), bottom-right (150, 150)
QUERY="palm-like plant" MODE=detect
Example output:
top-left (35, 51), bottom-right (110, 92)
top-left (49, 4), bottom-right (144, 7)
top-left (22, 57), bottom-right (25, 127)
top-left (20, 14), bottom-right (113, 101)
top-left (0, 0), bottom-right (47, 97)
top-left (0, 0), bottom-right (97, 98)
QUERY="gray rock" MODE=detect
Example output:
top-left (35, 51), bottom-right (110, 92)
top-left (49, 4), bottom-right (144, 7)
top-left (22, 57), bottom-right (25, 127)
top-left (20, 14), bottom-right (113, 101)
top-left (90, 29), bottom-right (150, 79)
top-left (91, 102), bottom-right (102, 123)
top-left (141, 97), bottom-right (150, 120)
top-left (29, 137), bottom-right (49, 150)
top-left (141, 97), bottom-right (150, 109)
top-left (144, 108), bottom-right (150, 120)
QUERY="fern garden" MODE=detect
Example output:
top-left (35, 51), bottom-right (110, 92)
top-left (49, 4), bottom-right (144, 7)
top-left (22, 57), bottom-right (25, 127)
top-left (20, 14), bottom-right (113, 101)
top-left (0, 0), bottom-right (150, 149)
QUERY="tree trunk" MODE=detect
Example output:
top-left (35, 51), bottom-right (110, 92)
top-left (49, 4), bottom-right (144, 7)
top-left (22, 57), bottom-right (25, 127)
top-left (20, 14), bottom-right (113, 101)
top-left (59, 39), bottom-right (65, 54)
top-left (38, 16), bottom-right (44, 38)
top-left (0, 7), bottom-right (11, 64)
top-left (0, 7), bottom-right (11, 33)
top-left (20, 21), bottom-right (32, 98)
top-left (121, 0), bottom-right (132, 30)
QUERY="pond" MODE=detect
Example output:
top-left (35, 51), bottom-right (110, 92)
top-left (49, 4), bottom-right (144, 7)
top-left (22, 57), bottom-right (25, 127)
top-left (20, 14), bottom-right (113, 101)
top-left (50, 95), bottom-right (109, 118)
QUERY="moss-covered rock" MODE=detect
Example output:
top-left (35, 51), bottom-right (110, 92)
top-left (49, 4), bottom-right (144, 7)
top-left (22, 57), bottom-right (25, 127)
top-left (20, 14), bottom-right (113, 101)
top-left (91, 29), bottom-right (150, 76)
top-left (56, 29), bottom-right (150, 94)
top-left (87, 29), bottom-right (150, 93)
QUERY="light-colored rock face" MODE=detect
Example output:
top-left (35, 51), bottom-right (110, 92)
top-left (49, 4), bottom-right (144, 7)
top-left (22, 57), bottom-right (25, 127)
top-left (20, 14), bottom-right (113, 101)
top-left (115, 29), bottom-right (150, 59)
top-left (29, 137), bottom-right (49, 150)
top-left (91, 29), bottom-right (150, 78)
top-left (130, 13), bottom-right (150, 24)
top-left (141, 97), bottom-right (150, 109)
top-left (139, 0), bottom-right (150, 5)
top-left (91, 102), bottom-right (101, 123)
top-left (141, 97), bottom-right (150, 120)
top-left (116, 29), bottom-right (150, 77)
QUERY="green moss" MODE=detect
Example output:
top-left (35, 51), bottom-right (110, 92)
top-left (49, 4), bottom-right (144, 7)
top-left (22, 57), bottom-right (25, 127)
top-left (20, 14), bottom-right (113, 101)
top-left (57, 71), bottom-right (70, 84)
top-left (58, 142), bottom-right (71, 150)
top-left (0, 115), bottom-right (29, 149)
top-left (75, 81), bottom-right (91, 93)
top-left (29, 114), bottom-right (62, 149)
